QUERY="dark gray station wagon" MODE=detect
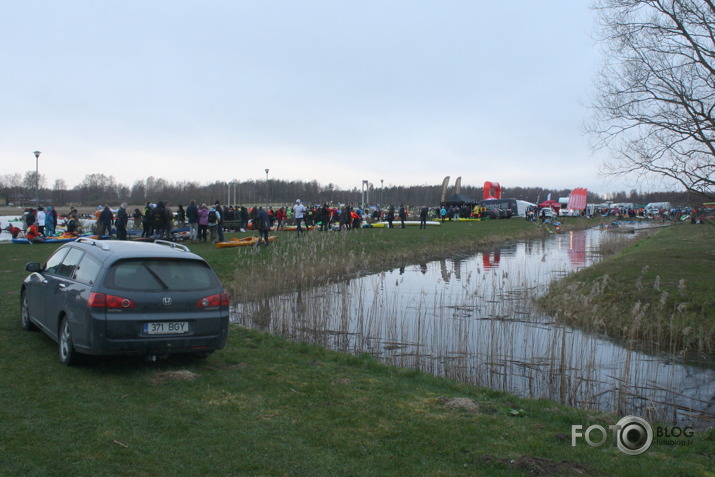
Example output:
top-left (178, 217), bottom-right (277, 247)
top-left (21, 238), bottom-right (230, 365)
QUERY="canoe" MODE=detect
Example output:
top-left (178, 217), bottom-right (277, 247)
top-left (282, 225), bottom-right (315, 231)
top-left (215, 236), bottom-right (277, 248)
top-left (12, 236), bottom-right (78, 244)
top-left (370, 221), bottom-right (441, 228)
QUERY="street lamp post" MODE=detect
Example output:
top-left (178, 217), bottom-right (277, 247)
top-left (361, 180), bottom-right (368, 210)
top-left (265, 169), bottom-right (270, 207)
top-left (33, 151), bottom-right (41, 207)
top-left (380, 179), bottom-right (384, 206)
top-left (227, 182), bottom-right (238, 207)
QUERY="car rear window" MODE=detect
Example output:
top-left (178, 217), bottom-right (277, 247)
top-left (105, 259), bottom-right (216, 291)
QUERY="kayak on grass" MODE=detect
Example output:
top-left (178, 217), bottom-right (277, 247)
top-left (215, 236), bottom-right (277, 248)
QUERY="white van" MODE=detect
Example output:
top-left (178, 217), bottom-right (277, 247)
top-left (644, 202), bottom-right (671, 215)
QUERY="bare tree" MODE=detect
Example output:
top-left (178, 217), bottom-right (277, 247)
top-left (78, 173), bottom-right (119, 204)
top-left (0, 173), bottom-right (23, 205)
top-left (588, 0), bottom-right (715, 198)
top-left (53, 178), bottom-right (67, 206)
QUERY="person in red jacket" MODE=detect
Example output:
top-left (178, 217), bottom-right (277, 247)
top-left (6, 224), bottom-right (21, 239)
top-left (25, 223), bottom-right (44, 243)
top-left (274, 207), bottom-right (287, 230)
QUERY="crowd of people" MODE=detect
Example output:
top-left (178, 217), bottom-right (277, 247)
top-left (11, 205), bottom-right (70, 243)
top-left (8, 198), bottom-right (710, 245)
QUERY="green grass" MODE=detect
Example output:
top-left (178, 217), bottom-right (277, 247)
top-left (540, 222), bottom-right (715, 354)
top-left (1, 221), bottom-right (714, 476)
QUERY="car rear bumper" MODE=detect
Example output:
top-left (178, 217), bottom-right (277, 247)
top-left (78, 318), bottom-right (229, 356)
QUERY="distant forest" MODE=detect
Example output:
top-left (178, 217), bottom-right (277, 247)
top-left (0, 172), bottom-right (709, 209)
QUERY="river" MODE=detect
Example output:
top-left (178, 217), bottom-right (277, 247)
top-left (233, 226), bottom-right (715, 427)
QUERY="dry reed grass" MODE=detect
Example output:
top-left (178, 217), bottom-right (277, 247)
top-left (232, 236), bottom-right (715, 427)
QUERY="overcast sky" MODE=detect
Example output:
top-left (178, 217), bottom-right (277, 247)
top-left (1, 1), bottom-right (640, 196)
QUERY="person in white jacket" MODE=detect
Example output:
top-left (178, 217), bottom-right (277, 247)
top-left (292, 199), bottom-right (307, 234)
top-left (36, 207), bottom-right (47, 235)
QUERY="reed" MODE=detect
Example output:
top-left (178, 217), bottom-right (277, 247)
top-left (540, 225), bottom-right (715, 355)
top-left (233, 243), bottom-right (713, 427)
top-left (223, 218), bottom-right (609, 303)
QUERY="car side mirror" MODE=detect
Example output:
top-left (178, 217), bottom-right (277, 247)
top-left (25, 262), bottom-right (42, 273)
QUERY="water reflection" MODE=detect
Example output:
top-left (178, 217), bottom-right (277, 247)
top-left (234, 227), bottom-right (715, 427)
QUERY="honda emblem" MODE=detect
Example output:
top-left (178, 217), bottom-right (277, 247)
top-left (163, 297), bottom-right (172, 306)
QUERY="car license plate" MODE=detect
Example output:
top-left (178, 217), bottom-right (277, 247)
top-left (143, 322), bottom-right (189, 335)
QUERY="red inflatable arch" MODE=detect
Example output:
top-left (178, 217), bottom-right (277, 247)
top-left (483, 181), bottom-right (502, 200)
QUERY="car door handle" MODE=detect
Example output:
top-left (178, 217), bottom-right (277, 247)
top-left (58, 283), bottom-right (67, 289)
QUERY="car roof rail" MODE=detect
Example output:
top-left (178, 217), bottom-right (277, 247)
top-left (75, 237), bottom-right (110, 250)
top-left (153, 239), bottom-right (190, 252)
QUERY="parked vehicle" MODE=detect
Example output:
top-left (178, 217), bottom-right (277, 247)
top-left (20, 238), bottom-right (229, 365)
top-left (478, 198), bottom-right (517, 219)
top-left (540, 207), bottom-right (557, 218)
top-left (644, 202), bottom-right (672, 215)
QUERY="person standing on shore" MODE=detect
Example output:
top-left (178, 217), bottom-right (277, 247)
top-left (274, 207), bottom-right (286, 231)
top-left (36, 207), bottom-right (46, 235)
top-left (23, 208), bottom-right (35, 233)
top-left (98, 204), bottom-right (114, 237)
top-left (186, 200), bottom-right (199, 243)
top-left (141, 203), bottom-right (153, 237)
top-left (197, 203), bottom-right (210, 243)
top-left (214, 201), bottom-right (225, 242)
top-left (207, 205), bottom-right (220, 243)
top-left (398, 205), bottom-right (407, 228)
top-left (255, 206), bottom-right (272, 246)
top-left (419, 206), bottom-right (428, 229)
top-left (293, 199), bottom-right (307, 234)
top-left (132, 208), bottom-right (142, 231)
top-left (116, 203), bottom-right (129, 240)
top-left (152, 201), bottom-right (168, 239)
top-left (387, 205), bottom-right (395, 228)
top-left (45, 206), bottom-right (56, 236)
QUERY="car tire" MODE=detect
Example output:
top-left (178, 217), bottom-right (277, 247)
top-left (59, 317), bottom-right (80, 366)
top-left (20, 290), bottom-right (38, 331)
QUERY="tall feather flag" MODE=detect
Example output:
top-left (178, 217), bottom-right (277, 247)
top-left (567, 188), bottom-right (588, 211)
top-left (440, 176), bottom-right (450, 204)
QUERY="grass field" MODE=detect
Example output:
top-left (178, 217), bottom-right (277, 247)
top-left (1, 219), bottom-right (713, 476)
top-left (540, 222), bottom-right (715, 355)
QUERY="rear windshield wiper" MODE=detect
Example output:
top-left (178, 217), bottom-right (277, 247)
top-left (142, 263), bottom-right (169, 290)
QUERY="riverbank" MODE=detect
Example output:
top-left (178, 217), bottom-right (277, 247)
top-left (539, 222), bottom-right (715, 355)
top-left (203, 217), bottom-right (608, 303)
top-left (2, 219), bottom-right (713, 475)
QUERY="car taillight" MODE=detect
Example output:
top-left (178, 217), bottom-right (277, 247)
top-left (88, 292), bottom-right (136, 309)
top-left (196, 292), bottom-right (229, 308)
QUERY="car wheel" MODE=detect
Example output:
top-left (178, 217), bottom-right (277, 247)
top-left (20, 290), bottom-right (38, 331)
top-left (59, 318), bottom-right (80, 366)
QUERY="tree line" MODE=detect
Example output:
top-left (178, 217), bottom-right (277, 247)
top-left (0, 171), bottom-right (708, 209)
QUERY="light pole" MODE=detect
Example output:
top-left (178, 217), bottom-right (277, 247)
top-left (380, 179), bottom-right (384, 206)
top-left (265, 169), bottom-right (269, 207)
top-left (33, 151), bottom-right (41, 207)
top-left (361, 180), bottom-right (368, 210)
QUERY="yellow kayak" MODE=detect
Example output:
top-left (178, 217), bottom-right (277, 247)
top-left (215, 236), bottom-right (277, 248)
